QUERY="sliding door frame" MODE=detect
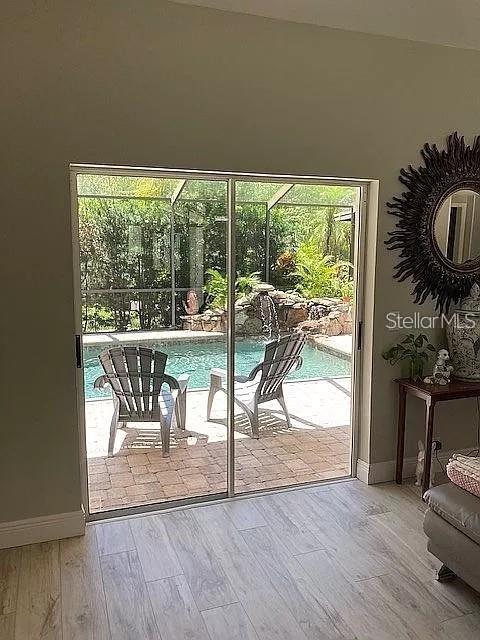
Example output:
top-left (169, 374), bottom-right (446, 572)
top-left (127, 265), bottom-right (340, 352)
top-left (70, 164), bottom-right (370, 520)
top-left (226, 179), bottom-right (236, 497)
top-left (349, 184), bottom-right (368, 480)
top-left (70, 175), bottom-right (90, 514)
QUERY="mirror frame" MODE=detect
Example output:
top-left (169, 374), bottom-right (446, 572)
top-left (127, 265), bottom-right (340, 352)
top-left (430, 183), bottom-right (480, 273)
top-left (386, 132), bottom-right (480, 311)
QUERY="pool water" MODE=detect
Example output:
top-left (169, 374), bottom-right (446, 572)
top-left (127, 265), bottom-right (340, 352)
top-left (83, 338), bottom-right (351, 400)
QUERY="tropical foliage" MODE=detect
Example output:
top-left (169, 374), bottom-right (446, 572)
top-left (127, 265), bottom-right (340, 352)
top-left (293, 239), bottom-right (353, 299)
top-left (294, 242), bottom-right (338, 298)
top-left (77, 175), bottom-right (356, 332)
top-left (204, 269), bottom-right (261, 310)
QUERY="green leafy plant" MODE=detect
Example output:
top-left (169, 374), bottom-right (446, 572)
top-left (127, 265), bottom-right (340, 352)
top-left (332, 261), bottom-right (354, 301)
top-left (339, 278), bottom-right (354, 301)
top-left (204, 269), bottom-right (261, 310)
top-left (294, 238), bottom-right (354, 299)
top-left (236, 272), bottom-right (261, 297)
top-left (382, 334), bottom-right (436, 380)
top-left (293, 239), bottom-right (338, 298)
top-left (204, 268), bottom-right (228, 310)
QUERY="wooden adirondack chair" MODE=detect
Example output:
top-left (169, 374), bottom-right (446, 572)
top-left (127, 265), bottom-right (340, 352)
top-left (207, 332), bottom-right (306, 438)
top-left (94, 346), bottom-right (189, 457)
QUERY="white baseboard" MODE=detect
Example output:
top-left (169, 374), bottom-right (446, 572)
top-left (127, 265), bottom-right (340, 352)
top-left (356, 447), bottom-right (472, 485)
top-left (0, 510), bottom-right (85, 549)
top-left (355, 459), bottom-right (370, 483)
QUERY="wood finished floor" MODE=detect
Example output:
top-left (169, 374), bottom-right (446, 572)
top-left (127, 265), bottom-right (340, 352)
top-left (1, 480), bottom-right (480, 639)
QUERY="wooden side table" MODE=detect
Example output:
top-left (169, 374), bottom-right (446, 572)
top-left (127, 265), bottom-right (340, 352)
top-left (395, 378), bottom-right (480, 497)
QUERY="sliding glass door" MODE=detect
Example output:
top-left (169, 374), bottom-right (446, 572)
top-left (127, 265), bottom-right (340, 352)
top-left (72, 168), bottom-right (363, 518)
top-left (232, 180), bottom-right (360, 495)
top-left (74, 172), bottom-right (231, 515)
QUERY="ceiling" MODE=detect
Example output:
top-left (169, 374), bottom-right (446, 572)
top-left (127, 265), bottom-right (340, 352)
top-left (171, 0), bottom-right (480, 51)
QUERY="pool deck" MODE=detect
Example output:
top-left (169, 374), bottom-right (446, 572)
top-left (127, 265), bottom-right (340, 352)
top-left (86, 377), bottom-right (351, 513)
top-left (310, 334), bottom-right (352, 360)
top-left (83, 329), bottom-right (352, 353)
top-left (83, 329), bottom-right (225, 347)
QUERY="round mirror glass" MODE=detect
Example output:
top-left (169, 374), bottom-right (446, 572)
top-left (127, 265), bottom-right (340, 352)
top-left (434, 189), bottom-right (480, 265)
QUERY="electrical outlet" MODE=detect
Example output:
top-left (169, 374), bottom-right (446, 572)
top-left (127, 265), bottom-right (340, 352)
top-left (433, 440), bottom-right (442, 451)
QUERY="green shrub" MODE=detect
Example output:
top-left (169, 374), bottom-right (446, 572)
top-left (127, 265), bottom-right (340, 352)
top-left (204, 269), bottom-right (261, 310)
top-left (294, 239), bottom-right (338, 298)
top-left (204, 268), bottom-right (228, 310)
top-left (236, 272), bottom-right (261, 297)
top-left (293, 238), bottom-right (354, 299)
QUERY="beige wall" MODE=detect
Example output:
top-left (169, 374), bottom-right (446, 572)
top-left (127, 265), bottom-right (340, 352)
top-left (2, 0), bottom-right (480, 523)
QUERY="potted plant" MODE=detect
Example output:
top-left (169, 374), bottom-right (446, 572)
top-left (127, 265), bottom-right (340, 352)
top-left (382, 333), bottom-right (436, 381)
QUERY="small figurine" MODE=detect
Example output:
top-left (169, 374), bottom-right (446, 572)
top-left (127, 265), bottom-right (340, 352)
top-left (424, 349), bottom-right (453, 385)
top-left (183, 290), bottom-right (199, 315)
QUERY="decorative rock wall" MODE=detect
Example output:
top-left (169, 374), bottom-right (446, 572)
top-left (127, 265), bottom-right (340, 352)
top-left (297, 306), bottom-right (352, 337)
top-left (180, 309), bottom-right (226, 332)
top-left (180, 283), bottom-right (352, 336)
top-left (235, 284), bottom-right (308, 335)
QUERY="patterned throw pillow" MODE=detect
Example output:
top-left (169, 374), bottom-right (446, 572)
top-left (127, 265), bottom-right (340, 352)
top-left (447, 464), bottom-right (480, 499)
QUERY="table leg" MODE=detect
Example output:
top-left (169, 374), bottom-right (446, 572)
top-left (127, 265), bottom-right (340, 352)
top-left (395, 386), bottom-right (407, 484)
top-left (422, 399), bottom-right (435, 498)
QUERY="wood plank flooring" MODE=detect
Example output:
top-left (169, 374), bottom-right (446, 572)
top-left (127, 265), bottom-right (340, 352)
top-left (1, 479), bottom-right (480, 639)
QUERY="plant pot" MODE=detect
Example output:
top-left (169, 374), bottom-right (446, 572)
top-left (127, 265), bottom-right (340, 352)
top-left (409, 359), bottom-right (424, 381)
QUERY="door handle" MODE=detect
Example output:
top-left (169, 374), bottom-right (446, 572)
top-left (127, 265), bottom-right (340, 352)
top-left (75, 334), bottom-right (83, 368)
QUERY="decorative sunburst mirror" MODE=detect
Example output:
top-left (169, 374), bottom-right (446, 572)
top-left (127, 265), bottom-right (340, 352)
top-left (386, 132), bottom-right (480, 311)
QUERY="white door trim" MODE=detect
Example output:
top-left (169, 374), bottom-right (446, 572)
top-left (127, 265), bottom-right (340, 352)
top-left (349, 183), bottom-right (368, 480)
top-left (70, 172), bottom-right (89, 517)
top-left (69, 164), bottom-right (373, 519)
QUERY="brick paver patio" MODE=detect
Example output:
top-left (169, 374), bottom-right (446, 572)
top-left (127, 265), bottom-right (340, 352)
top-left (86, 377), bottom-right (351, 513)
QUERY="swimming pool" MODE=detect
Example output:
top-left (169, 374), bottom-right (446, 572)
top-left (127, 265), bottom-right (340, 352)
top-left (83, 338), bottom-right (351, 400)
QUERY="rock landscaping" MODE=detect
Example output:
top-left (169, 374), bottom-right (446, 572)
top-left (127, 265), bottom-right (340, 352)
top-left (181, 283), bottom-right (352, 337)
